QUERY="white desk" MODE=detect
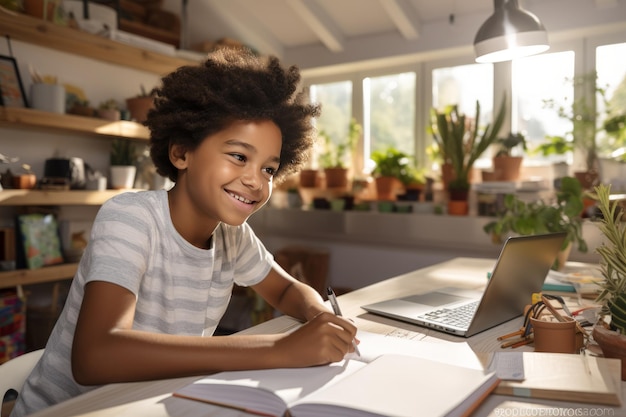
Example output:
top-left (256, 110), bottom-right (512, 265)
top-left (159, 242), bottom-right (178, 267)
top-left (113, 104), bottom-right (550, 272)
top-left (29, 257), bottom-right (624, 417)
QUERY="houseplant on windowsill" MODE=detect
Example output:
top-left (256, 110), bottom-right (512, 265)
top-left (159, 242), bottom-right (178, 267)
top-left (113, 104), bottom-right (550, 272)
top-left (126, 85), bottom-right (155, 124)
top-left (109, 139), bottom-right (137, 189)
top-left (590, 183), bottom-right (626, 380)
top-left (370, 147), bottom-right (420, 201)
top-left (482, 176), bottom-right (588, 270)
top-left (430, 96), bottom-right (506, 214)
top-left (319, 118), bottom-right (362, 189)
top-left (489, 132), bottom-right (526, 181)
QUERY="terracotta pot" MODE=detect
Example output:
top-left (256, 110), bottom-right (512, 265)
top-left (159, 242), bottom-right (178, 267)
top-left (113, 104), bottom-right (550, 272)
top-left (23, 0), bottom-right (57, 21)
top-left (574, 170), bottom-right (600, 190)
top-left (492, 156), bottom-right (523, 181)
top-left (324, 167), bottom-right (349, 189)
top-left (531, 316), bottom-right (578, 353)
top-left (593, 324), bottom-right (626, 380)
top-left (375, 176), bottom-right (401, 201)
top-left (447, 200), bottom-right (468, 216)
top-left (12, 174), bottom-right (37, 189)
top-left (125, 96), bottom-right (154, 123)
top-left (299, 169), bottom-right (318, 188)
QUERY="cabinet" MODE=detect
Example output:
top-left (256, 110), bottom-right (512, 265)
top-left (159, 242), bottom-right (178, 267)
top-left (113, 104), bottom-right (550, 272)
top-left (0, 5), bottom-right (191, 288)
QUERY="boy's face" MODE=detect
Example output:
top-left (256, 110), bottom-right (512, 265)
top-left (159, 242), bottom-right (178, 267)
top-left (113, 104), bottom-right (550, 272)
top-left (178, 120), bottom-right (282, 226)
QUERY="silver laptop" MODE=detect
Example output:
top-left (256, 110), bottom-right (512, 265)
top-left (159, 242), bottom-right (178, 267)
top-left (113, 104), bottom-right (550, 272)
top-left (361, 232), bottom-right (567, 337)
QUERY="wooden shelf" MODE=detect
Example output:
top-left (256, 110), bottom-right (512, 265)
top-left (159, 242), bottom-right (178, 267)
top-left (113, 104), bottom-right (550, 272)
top-left (0, 6), bottom-right (194, 75)
top-left (0, 107), bottom-right (150, 140)
top-left (0, 263), bottom-right (77, 289)
top-left (0, 189), bottom-right (139, 206)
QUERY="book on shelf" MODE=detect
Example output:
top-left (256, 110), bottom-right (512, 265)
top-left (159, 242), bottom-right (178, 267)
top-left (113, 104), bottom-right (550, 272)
top-left (173, 335), bottom-right (499, 417)
top-left (494, 352), bottom-right (622, 406)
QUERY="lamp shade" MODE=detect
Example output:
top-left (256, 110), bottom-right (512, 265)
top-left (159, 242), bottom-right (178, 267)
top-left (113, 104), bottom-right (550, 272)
top-left (474, 0), bottom-right (549, 63)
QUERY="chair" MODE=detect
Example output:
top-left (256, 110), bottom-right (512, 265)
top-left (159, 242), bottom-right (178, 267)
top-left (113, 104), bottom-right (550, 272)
top-left (0, 349), bottom-right (44, 417)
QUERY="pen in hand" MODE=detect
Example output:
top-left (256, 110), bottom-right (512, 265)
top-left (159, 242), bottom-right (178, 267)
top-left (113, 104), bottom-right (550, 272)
top-left (327, 287), bottom-right (361, 357)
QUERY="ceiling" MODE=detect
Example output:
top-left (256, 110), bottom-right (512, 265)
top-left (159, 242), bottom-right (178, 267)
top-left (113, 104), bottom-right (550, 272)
top-left (161, 0), bottom-right (624, 73)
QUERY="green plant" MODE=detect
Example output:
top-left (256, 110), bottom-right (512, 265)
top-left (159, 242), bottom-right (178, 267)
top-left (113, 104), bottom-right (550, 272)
top-left (110, 139), bottom-right (137, 166)
top-left (319, 118), bottom-right (362, 169)
top-left (430, 96), bottom-right (506, 192)
top-left (370, 147), bottom-right (424, 186)
top-left (494, 132), bottom-right (527, 157)
top-left (593, 183), bottom-right (626, 334)
top-left (99, 99), bottom-right (120, 110)
top-left (531, 135), bottom-right (574, 158)
top-left (483, 176), bottom-right (587, 264)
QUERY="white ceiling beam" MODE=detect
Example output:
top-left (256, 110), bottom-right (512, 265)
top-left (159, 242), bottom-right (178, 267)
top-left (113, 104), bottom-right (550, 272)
top-left (287, 0), bottom-right (345, 52)
top-left (378, 0), bottom-right (421, 40)
top-left (205, 0), bottom-right (284, 57)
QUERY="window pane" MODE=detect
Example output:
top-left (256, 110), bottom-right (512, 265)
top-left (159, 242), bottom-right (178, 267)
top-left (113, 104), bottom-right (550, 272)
top-left (431, 63), bottom-right (493, 168)
top-left (365, 72), bottom-right (416, 161)
top-left (596, 42), bottom-right (626, 159)
top-left (432, 64), bottom-right (493, 118)
top-left (309, 81), bottom-right (352, 168)
top-left (512, 51), bottom-right (575, 164)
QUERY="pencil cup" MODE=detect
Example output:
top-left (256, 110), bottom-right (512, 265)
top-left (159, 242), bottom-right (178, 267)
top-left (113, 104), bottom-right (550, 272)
top-left (30, 83), bottom-right (66, 114)
top-left (530, 316), bottom-right (577, 353)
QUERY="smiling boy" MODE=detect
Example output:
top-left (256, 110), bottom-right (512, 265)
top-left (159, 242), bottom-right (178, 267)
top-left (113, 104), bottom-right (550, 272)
top-left (11, 49), bottom-right (358, 417)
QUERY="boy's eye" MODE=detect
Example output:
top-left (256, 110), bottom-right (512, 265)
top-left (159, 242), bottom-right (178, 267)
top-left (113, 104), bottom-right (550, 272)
top-left (231, 153), bottom-right (246, 162)
top-left (264, 167), bottom-right (277, 177)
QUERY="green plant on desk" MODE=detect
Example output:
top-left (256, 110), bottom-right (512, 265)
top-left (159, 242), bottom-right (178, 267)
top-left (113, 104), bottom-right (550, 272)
top-left (483, 176), bottom-right (588, 266)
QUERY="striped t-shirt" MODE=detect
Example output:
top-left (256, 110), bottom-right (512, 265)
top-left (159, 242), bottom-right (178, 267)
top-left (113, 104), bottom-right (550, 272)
top-left (12, 190), bottom-right (273, 416)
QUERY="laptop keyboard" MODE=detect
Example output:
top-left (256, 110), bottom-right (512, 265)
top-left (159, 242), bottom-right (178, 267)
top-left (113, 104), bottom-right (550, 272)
top-left (417, 301), bottom-right (479, 328)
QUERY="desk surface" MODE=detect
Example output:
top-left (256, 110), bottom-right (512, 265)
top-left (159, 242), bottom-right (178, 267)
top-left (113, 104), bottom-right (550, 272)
top-left (29, 257), bottom-right (622, 417)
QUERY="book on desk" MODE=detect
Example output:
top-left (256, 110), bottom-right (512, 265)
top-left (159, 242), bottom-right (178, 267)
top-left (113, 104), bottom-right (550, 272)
top-left (173, 353), bottom-right (499, 417)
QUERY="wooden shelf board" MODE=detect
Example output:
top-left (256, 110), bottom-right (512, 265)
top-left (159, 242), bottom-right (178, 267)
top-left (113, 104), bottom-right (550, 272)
top-left (0, 107), bottom-right (149, 141)
top-left (0, 189), bottom-right (140, 206)
top-left (0, 6), bottom-right (193, 75)
top-left (0, 263), bottom-right (77, 289)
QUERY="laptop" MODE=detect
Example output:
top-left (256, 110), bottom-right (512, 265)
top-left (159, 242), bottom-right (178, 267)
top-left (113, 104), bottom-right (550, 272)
top-left (361, 232), bottom-right (567, 337)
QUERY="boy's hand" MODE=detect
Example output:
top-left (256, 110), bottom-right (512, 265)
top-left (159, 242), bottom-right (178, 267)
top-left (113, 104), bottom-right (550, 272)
top-left (274, 312), bottom-right (359, 367)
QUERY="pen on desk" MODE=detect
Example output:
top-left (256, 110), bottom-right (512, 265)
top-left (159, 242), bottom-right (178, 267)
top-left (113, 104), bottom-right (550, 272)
top-left (326, 287), bottom-right (361, 357)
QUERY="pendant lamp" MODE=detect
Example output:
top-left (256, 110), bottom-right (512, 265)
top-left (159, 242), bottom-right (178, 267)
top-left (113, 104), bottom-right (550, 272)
top-left (474, 0), bottom-right (549, 63)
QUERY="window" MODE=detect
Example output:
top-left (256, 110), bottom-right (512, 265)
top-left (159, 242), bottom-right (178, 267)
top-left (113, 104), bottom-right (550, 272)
top-left (431, 63), bottom-right (494, 169)
top-left (512, 51), bottom-right (575, 164)
top-left (596, 42), bottom-right (626, 159)
top-left (363, 72), bottom-right (416, 164)
top-left (309, 81), bottom-right (352, 168)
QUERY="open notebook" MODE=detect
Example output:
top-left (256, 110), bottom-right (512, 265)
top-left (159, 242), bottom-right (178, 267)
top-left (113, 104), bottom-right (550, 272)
top-left (362, 232), bottom-right (566, 337)
top-left (173, 351), bottom-right (498, 417)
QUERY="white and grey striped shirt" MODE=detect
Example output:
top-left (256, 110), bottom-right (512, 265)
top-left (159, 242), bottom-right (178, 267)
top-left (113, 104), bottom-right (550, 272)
top-left (12, 190), bottom-right (273, 417)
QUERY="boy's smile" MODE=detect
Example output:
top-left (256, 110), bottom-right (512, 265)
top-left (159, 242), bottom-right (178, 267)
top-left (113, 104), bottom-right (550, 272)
top-left (169, 120), bottom-right (282, 248)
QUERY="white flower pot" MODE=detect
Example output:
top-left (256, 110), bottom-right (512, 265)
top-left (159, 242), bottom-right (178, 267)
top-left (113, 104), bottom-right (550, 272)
top-left (110, 165), bottom-right (136, 189)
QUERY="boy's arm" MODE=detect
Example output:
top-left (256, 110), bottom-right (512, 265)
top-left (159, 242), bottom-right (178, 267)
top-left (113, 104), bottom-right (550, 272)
top-left (72, 278), bottom-right (357, 385)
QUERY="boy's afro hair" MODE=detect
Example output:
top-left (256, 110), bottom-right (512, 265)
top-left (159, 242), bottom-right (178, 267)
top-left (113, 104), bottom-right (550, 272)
top-left (146, 48), bottom-right (321, 183)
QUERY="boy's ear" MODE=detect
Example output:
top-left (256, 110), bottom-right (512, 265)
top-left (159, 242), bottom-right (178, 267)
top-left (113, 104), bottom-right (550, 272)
top-left (169, 143), bottom-right (188, 169)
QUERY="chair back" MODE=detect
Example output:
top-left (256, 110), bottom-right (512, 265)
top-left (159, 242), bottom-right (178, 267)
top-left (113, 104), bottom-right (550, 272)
top-left (0, 349), bottom-right (44, 414)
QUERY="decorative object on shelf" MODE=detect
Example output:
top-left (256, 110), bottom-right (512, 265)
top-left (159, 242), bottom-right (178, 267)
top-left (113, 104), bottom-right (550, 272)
top-left (490, 132), bottom-right (526, 181)
top-left (16, 212), bottom-right (64, 270)
top-left (482, 176), bottom-right (587, 270)
top-left (298, 169), bottom-right (318, 188)
top-left (286, 188), bottom-right (302, 209)
top-left (21, 0), bottom-right (63, 22)
top-left (0, 55), bottom-right (28, 108)
top-left (370, 147), bottom-right (421, 201)
top-left (126, 84), bottom-right (155, 123)
top-left (12, 164), bottom-right (37, 189)
top-left (430, 96), bottom-right (506, 214)
top-left (591, 183), bottom-right (626, 380)
top-left (97, 98), bottom-right (121, 121)
top-left (109, 139), bottom-right (137, 189)
top-left (319, 118), bottom-right (362, 189)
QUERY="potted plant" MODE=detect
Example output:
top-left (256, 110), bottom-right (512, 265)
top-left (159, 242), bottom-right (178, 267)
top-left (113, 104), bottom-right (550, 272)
top-left (590, 183), bottom-right (626, 380)
top-left (319, 118), bottom-right (362, 189)
top-left (109, 139), bottom-right (137, 189)
top-left (482, 176), bottom-right (588, 269)
top-left (370, 147), bottom-right (419, 201)
top-left (97, 99), bottom-right (121, 121)
top-left (126, 85), bottom-right (154, 124)
top-left (491, 132), bottom-right (526, 181)
top-left (430, 97), bottom-right (506, 213)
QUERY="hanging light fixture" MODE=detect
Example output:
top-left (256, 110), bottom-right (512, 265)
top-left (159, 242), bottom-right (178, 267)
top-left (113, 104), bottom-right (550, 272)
top-left (474, 0), bottom-right (549, 63)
